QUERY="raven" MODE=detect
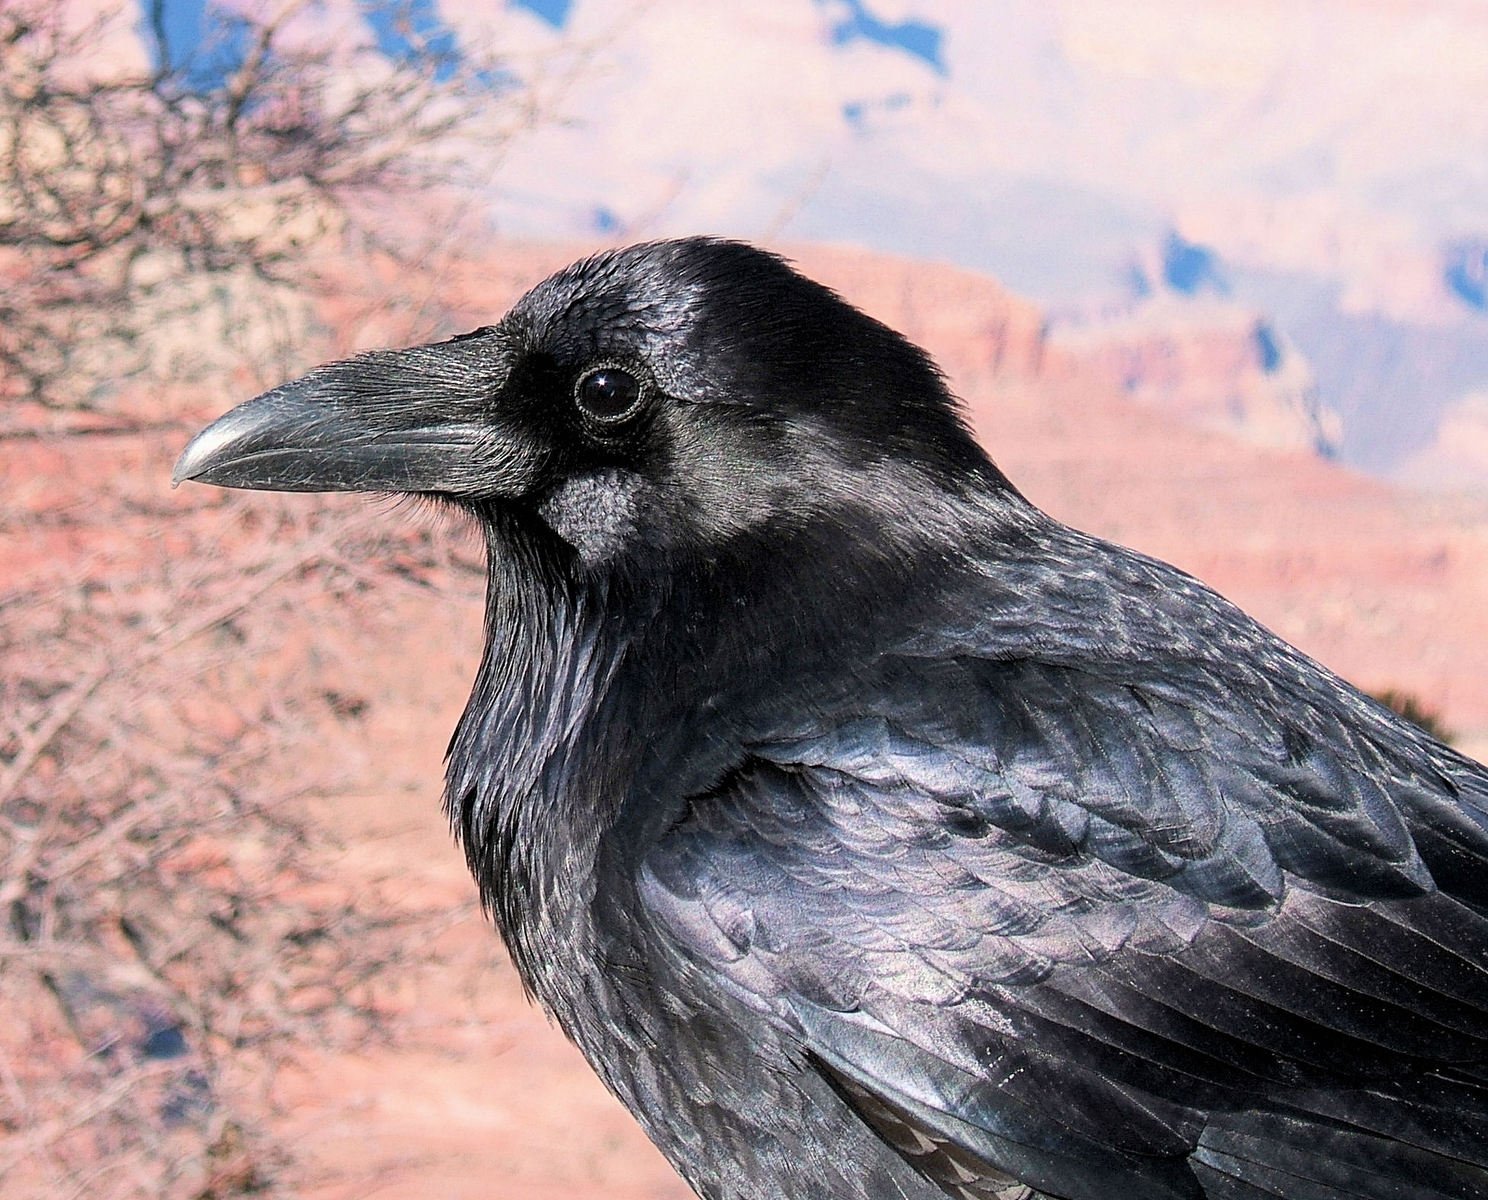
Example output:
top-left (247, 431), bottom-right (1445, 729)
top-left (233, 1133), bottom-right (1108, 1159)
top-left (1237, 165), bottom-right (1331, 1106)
top-left (175, 238), bottom-right (1488, 1200)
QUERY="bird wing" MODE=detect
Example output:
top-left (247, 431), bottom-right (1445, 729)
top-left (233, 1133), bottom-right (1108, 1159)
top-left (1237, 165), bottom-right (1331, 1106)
top-left (638, 651), bottom-right (1488, 1200)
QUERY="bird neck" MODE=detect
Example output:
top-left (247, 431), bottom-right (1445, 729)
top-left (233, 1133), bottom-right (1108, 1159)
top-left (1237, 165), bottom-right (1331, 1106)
top-left (444, 513), bottom-right (639, 1013)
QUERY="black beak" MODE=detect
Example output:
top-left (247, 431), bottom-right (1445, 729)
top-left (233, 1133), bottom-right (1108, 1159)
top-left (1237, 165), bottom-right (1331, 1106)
top-left (172, 337), bottom-right (536, 498)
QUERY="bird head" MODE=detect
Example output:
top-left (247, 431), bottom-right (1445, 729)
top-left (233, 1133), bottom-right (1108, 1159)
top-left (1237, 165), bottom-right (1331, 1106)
top-left (174, 238), bottom-right (1010, 571)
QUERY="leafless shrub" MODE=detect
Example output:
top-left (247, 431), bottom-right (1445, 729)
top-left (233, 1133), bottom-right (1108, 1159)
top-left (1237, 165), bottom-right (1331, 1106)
top-left (0, 487), bottom-right (486, 1199)
top-left (0, 0), bottom-right (536, 420)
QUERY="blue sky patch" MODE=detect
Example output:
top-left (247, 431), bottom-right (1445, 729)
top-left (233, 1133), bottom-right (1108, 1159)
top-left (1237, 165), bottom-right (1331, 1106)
top-left (842, 91), bottom-right (914, 132)
top-left (362, 0), bottom-right (459, 83)
top-left (1162, 231), bottom-right (1227, 295)
top-left (139, 0), bottom-right (250, 90)
top-left (1445, 242), bottom-right (1487, 312)
top-left (511, 0), bottom-right (574, 29)
top-left (824, 0), bottom-right (947, 77)
top-left (136, 0), bottom-right (467, 90)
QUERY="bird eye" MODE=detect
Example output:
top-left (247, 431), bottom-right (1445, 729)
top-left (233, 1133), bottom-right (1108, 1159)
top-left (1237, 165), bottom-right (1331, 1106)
top-left (575, 367), bottom-right (642, 423)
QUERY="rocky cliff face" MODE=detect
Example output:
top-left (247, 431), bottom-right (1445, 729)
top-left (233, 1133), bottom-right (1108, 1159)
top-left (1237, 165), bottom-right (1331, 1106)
top-left (1047, 301), bottom-right (1340, 457)
top-left (788, 244), bottom-right (1050, 379)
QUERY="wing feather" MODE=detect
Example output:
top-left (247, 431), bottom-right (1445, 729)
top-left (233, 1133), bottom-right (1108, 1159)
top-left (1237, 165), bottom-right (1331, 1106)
top-left (638, 649), bottom-right (1488, 1198)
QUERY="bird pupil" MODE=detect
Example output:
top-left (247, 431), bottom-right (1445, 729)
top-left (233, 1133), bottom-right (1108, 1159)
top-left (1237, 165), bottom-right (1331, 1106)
top-left (578, 368), bottom-right (639, 420)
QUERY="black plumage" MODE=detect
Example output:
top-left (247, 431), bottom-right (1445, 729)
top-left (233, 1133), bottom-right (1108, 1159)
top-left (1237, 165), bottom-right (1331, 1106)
top-left (174, 238), bottom-right (1488, 1200)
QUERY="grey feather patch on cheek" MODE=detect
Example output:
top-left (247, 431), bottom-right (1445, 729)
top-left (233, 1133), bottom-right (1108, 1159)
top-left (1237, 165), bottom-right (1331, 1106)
top-left (537, 468), bottom-right (649, 565)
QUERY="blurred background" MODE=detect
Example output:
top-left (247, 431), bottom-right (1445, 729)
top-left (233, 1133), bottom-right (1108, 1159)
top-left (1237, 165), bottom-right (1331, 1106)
top-left (2, 1), bottom-right (1485, 1196)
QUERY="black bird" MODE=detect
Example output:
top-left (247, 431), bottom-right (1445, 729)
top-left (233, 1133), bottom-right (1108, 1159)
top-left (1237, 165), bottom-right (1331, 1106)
top-left (174, 238), bottom-right (1488, 1200)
